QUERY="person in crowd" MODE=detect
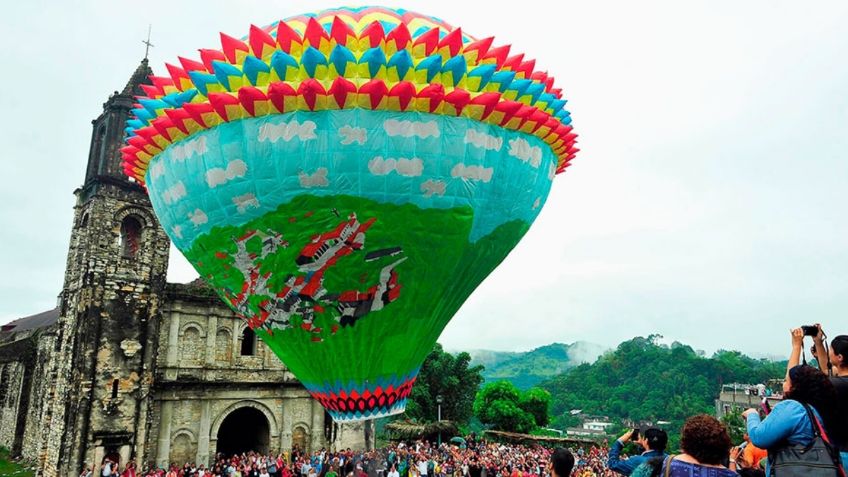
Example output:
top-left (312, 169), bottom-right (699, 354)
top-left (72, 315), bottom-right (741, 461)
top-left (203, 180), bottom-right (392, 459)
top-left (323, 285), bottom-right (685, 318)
top-left (735, 435), bottom-right (765, 471)
top-left (743, 363), bottom-right (841, 475)
top-left (607, 428), bottom-right (668, 475)
top-left (661, 415), bottom-right (737, 476)
top-left (121, 461), bottom-right (138, 477)
top-left (811, 325), bottom-right (848, 464)
top-left (550, 448), bottom-right (575, 477)
top-left (80, 464), bottom-right (93, 477)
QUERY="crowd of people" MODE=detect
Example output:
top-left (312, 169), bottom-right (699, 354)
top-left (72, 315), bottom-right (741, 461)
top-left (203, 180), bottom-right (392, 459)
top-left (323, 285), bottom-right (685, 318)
top-left (81, 324), bottom-right (847, 477)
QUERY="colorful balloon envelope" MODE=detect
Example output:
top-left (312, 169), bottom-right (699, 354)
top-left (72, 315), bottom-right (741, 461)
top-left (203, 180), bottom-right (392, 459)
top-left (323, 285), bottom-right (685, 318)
top-left (123, 6), bottom-right (578, 421)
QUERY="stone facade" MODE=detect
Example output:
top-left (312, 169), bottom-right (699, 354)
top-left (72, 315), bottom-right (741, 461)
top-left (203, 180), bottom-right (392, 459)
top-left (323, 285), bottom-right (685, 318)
top-left (0, 59), bottom-right (367, 477)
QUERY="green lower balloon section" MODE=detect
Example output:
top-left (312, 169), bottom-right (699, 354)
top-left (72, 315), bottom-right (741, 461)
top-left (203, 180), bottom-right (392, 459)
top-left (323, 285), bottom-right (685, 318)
top-left (184, 193), bottom-right (529, 420)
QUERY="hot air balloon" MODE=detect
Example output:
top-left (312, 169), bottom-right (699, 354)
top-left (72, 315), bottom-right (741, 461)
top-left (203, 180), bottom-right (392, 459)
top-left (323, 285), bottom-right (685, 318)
top-left (122, 6), bottom-right (578, 422)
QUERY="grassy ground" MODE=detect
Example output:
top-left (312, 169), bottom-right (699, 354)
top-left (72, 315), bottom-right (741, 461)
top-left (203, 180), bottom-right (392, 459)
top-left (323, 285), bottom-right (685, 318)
top-left (0, 447), bottom-right (34, 477)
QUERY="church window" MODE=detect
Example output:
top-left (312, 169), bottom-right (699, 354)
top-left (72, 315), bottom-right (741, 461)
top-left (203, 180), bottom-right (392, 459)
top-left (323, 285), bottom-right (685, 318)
top-left (91, 124), bottom-right (107, 176)
top-left (80, 213), bottom-right (89, 227)
top-left (240, 327), bottom-right (256, 356)
top-left (120, 216), bottom-right (142, 258)
top-left (111, 379), bottom-right (119, 398)
top-left (0, 365), bottom-right (7, 406)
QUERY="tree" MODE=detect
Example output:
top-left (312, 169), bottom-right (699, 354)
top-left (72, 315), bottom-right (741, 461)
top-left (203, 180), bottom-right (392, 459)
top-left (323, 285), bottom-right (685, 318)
top-left (474, 381), bottom-right (538, 433)
top-left (721, 408), bottom-right (746, 444)
top-left (404, 343), bottom-right (484, 425)
top-left (520, 387), bottom-right (551, 427)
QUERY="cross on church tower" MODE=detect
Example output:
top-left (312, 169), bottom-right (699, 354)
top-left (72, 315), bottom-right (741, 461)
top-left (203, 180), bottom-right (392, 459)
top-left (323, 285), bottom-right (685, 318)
top-left (142, 24), bottom-right (154, 59)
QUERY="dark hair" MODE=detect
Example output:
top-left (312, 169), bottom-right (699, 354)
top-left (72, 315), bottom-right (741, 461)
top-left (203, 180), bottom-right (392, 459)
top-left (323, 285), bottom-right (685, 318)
top-left (680, 415), bottom-right (732, 465)
top-left (550, 448), bottom-right (574, 477)
top-left (832, 335), bottom-right (848, 363)
top-left (786, 365), bottom-right (845, 444)
top-left (644, 428), bottom-right (668, 452)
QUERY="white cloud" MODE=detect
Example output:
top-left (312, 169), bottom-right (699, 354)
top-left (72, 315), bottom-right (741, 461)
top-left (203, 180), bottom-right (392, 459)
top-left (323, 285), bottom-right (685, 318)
top-left (383, 119), bottom-right (439, 138)
top-left (188, 208), bottom-right (208, 227)
top-left (508, 137), bottom-right (542, 168)
top-left (298, 168), bottom-right (329, 188)
top-left (149, 160), bottom-right (165, 180)
top-left (233, 193), bottom-right (259, 213)
top-left (258, 119), bottom-right (318, 143)
top-left (161, 181), bottom-right (186, 204)
top-left (464, 129), bottom-right (503, 152)
top-left (451, 164), bottom-right (493, 183)
top-left (170, 136), bottom-right (207, 161)
top-left (206, 159), bottom-right (247, 188)
top-left (368, 156), bottom-right (424, 177)
top-left (533, 197), bottom-right (541, 209)
top-left (338, 125), bottom-right (367, 145)
top-left (171, 225), bottom-right (183, 239)
top-left (420, 179), bottom-right (446, 198)
top-left (547, 162), bottom-right (557, 181)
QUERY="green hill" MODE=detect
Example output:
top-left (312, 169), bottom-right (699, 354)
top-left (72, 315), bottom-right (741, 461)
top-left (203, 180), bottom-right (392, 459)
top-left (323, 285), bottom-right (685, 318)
top-left (541, 336), bottom-right (786, 439)
top-left (464, 342), bottom-right (608, 389)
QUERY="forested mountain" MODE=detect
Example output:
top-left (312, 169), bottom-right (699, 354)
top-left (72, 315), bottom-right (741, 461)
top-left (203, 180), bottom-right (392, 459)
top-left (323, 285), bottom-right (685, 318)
top-left (541, 336), bottom-right (786, 433)
top-left (465, 342), bottom-right (608, 389)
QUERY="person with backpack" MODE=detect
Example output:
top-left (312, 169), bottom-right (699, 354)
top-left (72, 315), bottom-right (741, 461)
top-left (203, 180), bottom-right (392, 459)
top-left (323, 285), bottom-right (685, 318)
top-left (743, 362), bottom-right (844, 476)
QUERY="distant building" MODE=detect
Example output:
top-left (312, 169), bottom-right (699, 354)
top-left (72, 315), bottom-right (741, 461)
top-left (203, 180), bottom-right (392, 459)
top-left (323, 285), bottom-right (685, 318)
top-left (0, 58), bottom-right (366, 477)
top-left (565, 427), bottom-right (607, 440)
top-left (715, 383), bottom-right (781, 419)
top-left (581, 416), bottom-right (615, 433)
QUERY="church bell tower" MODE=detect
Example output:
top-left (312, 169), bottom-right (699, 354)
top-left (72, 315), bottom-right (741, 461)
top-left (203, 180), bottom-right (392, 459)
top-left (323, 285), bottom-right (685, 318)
top-left (44, 58), bottom-right (171, 477)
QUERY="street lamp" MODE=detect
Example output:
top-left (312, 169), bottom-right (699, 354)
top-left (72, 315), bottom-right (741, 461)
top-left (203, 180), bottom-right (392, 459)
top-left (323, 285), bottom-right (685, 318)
top-left (436, 395), bottom-right (443, 446)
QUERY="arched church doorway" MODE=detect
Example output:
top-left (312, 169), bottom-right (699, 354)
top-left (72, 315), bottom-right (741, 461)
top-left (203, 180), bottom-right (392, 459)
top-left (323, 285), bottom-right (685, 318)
top-left (216, 406), bottom-right (271, 456)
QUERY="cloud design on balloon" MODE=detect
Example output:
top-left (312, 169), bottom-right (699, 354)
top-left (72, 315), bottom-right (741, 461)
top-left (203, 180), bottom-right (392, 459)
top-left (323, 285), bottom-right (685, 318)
top-left (170, 137), bottom-right (207, 161)
top-left (508, 137), bottom-right (542, 168)
top-left (161, 181), bottom-right (187, 204)
top-left (420, 179), bottom-right (446, 198)
top-left (451, 164), bottom-right (493, 183)
top-left (149, 160), bottom-right (165, 180)
top-left (368, 156), bottom-right (424, 177)
top-left (464, 129), bottom-right (503, 152)
top-left (232, 193), bottom-right (259, 213)
top-left (206, 159), bottom-right (247, 188)
top-left (547, 162), bottom-right (556, 181)
top-left (188, 208), bottom-right (208, 227)
top-left (383, 119), bottom-right (439, 138)
top-left (258, 119), bottom-right (318, 143)
top-left (299, 168), bottom-right (329, 188)
top-left (338, 125), bottom-right (367, 145)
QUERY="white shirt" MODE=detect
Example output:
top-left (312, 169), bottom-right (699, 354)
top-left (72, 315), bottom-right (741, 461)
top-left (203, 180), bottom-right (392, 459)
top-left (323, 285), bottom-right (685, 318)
top-left (389, 471), bottom-right (400, 477)
top-left (418, 462), bottom-right (429, 476)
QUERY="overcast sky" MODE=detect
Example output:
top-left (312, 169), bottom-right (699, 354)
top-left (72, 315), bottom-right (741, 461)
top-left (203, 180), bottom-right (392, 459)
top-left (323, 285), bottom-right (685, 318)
top-left (1, 1), bottom-right (846, 357)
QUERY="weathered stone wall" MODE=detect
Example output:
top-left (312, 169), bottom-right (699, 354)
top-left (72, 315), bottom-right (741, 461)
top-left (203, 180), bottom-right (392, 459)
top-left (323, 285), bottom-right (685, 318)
top-left (41, 177), bottom-right (170, 477)
top-left (21, 331), bottom-right (58, 463)
top-left (0, 361), bottom-right (25, 448)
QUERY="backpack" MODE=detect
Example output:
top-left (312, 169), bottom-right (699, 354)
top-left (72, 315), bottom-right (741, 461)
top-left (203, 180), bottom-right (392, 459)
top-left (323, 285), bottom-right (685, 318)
top-left (769, 403), bottom-right (846, 477)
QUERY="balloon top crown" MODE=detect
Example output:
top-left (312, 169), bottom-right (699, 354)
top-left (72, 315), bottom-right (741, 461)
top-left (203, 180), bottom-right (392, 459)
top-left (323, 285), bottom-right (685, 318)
top-left (122, 6), bottom-right (578, 184)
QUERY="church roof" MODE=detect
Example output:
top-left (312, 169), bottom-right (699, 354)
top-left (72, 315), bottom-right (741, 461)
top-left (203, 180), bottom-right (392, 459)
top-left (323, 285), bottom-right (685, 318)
top-left (122, 58), bottom-right (153, 96)
top-left (0, 307), bottom-right (60, 334)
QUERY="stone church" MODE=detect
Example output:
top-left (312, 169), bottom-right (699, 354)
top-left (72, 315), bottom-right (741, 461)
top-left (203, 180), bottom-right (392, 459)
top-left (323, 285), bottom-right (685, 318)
top-left (0, 58), bottom-right (368, 477)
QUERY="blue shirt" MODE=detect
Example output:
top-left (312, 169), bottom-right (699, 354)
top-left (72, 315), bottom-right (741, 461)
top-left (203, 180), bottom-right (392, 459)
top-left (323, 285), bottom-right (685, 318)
top-left (747, 399), bottom-right (822, 475)
top-left (746, 399), bottom-right (819, 449)
top-left (607, 440), bottom-right (668, 476)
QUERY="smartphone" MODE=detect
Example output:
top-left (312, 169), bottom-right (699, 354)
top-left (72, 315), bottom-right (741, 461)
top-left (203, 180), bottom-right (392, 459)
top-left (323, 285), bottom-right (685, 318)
top-left (632, 428), bottom-right (640, 440)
